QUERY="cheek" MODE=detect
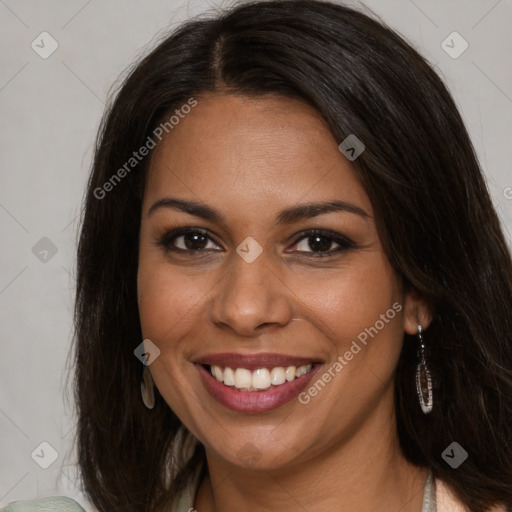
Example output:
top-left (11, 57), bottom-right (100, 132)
top-left (298, 253), bottom-right (404, 414)
top-left (293, 252), bottom-right (402, 349)
top-left (137, 259), bottom-right (209, 347)
top-left (136, 256), bottom-right (216, 425)
top-left (289, 256), bottom-right (404, 439)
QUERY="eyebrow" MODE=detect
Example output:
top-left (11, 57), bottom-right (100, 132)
top-left (147, 198), bottom-right (370, 224)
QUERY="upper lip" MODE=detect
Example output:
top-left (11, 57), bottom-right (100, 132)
top-left (193, 352), bottom-right (321, 370)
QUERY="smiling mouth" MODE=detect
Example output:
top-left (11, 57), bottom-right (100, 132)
top-left (194, 352), bottom-right (323, 412)
top-left (206, 363), bottom-right (314, 391)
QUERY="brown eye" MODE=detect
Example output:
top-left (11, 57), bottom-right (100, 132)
top-left (175, 232), bottom-right (209, 250)
top-left (157, 228), bottom-right (221, 253)
top-left (287, 229), bottom-right (356, 257)
top-left (294, 234), bottom-right (338, 253)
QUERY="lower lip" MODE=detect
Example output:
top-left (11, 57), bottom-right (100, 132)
top-left (196, 364), bottom-right (321, 413)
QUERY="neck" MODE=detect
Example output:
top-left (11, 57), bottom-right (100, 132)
top-left (194, 394), bottom-right (428, 512)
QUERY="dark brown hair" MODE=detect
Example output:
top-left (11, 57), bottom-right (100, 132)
top-left (73, 1), bottom-right (512, 511)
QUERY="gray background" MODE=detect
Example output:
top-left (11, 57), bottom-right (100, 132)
top-left (1, 0), bottom-right (511, 509)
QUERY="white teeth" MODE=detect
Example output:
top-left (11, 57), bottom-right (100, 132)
top-left (223, 367), bottom-right (235, 386)
top-left (285, 366), bottom-right (296, 381)
top-left (270, 367), bottom-right (286, 385)
top-left (295, 364), bottom-right (312, 378)
top-left (234, 368), bottom-right (252, 389)
top-left (212, 365), bottom-right (224, 382)
top-left (252, 368), bottom-right (271, 390)
top-left (209, 363), bottom-right (313, 391)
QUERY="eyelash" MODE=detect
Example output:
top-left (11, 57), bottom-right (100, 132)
top-left (154, 227), bottom-right (357, 258)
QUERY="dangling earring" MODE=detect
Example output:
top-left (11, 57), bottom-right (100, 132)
top-left (141, 366), bottom-right (155, 410)
top-left (415, 324), bottom-right (433, 414)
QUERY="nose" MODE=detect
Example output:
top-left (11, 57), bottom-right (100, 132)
top-left (210, 247), bottom-right (293, 337)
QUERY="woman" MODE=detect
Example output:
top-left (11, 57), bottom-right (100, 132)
top-left (3, 1), bottom-right (511, 511)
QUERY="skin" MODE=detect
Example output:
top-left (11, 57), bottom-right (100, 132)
top-left (137, 93), bottom-right (432, 512)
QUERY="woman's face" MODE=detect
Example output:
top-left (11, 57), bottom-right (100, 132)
top-left (137, 93), bottom-right (424, 470)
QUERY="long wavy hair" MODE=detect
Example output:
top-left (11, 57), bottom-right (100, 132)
top-left (72, 1), bottom-right (512, 511)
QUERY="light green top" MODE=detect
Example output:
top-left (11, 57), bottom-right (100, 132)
top-left (0, 496), bottom-right (86, 511)
top-left (0, 470), bottom-right (436, 512)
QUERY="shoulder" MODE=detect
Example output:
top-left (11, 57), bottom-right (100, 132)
top-left (435, 478), bottom-right (507, 512)
top-left (0, 496), bottom-right (86, 512)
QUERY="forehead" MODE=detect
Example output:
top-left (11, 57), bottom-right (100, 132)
top-left (144, 93), bottom-right (372, 218)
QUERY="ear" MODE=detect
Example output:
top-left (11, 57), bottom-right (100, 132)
top-left (402, 288), bottom-right (432, 335)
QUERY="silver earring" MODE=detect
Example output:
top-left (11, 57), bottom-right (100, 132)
top-left (415, 324), bottom-right (433, 414)
top-left (141, 366), bottom-right (155, 410)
